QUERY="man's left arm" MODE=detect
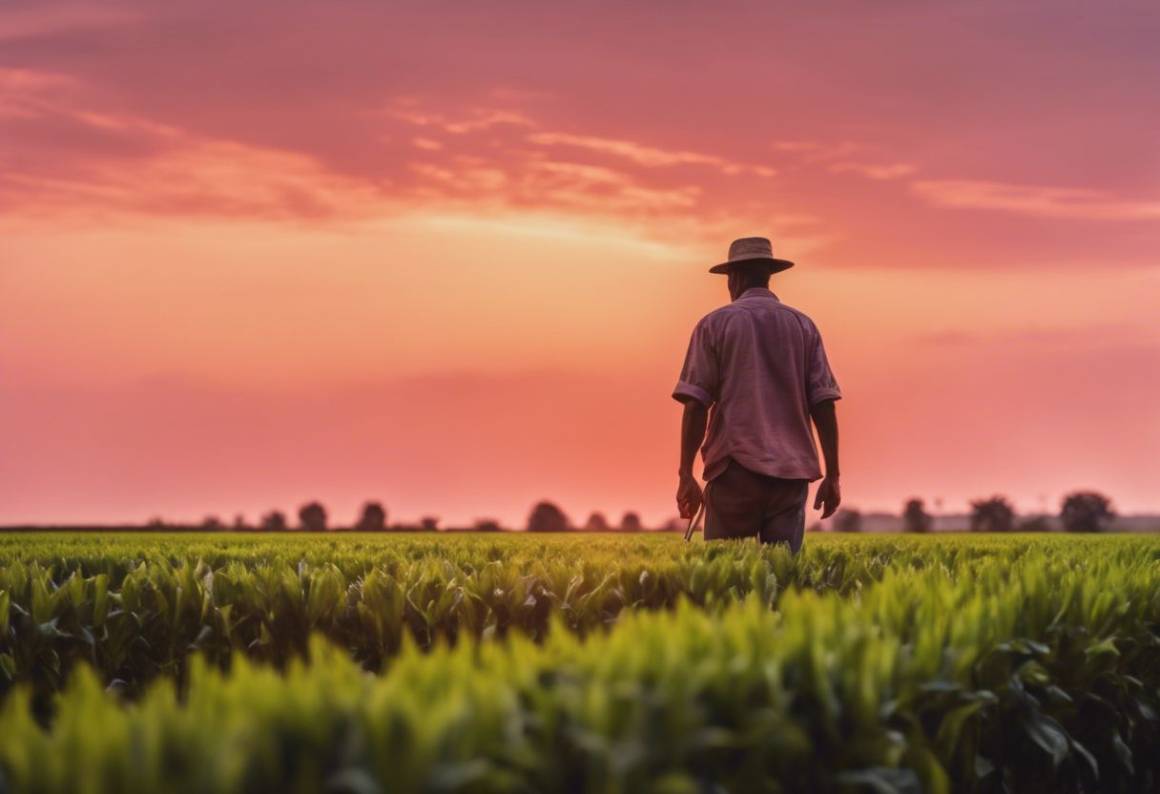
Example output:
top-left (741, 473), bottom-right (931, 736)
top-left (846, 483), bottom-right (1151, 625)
top-left (672, 319), bottom-right (718, 518)
top-left (677, 398), bottom-right (708, 518)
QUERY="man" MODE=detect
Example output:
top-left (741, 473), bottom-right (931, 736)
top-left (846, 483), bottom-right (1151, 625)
top-left (673, 237), bottom-right (841, 551)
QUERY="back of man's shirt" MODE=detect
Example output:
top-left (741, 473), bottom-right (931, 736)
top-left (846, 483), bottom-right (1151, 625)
top-left (672, 287), bottom-right (841, 482)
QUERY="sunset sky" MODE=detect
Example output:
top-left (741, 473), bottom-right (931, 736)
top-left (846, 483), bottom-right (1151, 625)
top-left (2, 1), bottom-right (1158, 527)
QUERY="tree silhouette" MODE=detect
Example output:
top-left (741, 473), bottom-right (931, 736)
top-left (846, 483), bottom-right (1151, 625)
top-left (260, 510), bottom-right (288, 532)
top-left (200, 515), bottom-right (224, 531)
top-left (969, 496), bottom-right (1015, 532)
top-left (355, 501), bottom-right (387, 532)
top-left (473, 518), bottom-right (502, 533)
top-left (420, 516), bottom-right (440, 531)
top-left (902, 498), bottom-right (932, 533)
top-left (298, 501), bottom-right (328, 532)
top-left (619, 511), bottom-right (643, 532)
top-left (232, 514), bottom-right (248, 532)
top-left (583, 512), bottom-right (610, 531)
top-left (1060, 491), bottom-right (1115, 533)
top-left (527, 501), bottom-right (569, 532)
top-left (833, 508), bottom-right (862, 533)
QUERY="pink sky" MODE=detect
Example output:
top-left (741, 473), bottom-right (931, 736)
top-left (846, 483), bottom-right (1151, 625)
top-left (1, 1), bottom-right (1158, 526)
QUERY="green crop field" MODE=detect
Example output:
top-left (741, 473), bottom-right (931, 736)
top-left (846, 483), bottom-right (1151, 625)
top-left (0, 532), bottom-right (1157, 793)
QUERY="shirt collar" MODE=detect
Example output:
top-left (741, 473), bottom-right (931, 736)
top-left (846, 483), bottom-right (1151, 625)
top-left (738, 287), bottom-right (780, 301)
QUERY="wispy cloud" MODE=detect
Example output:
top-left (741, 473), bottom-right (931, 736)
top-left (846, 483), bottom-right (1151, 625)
top-left (771, 140), bottom-right (861, 164)
top-left (0, 67), bottom-right (77, 118)
top-left (912, 180), bottom-right (1160, 221)
top-left (526, 160), bottom-right (701, 212)
top-left (829, 161), bottom-right (917, 180)
top-left (0, 80), bottom-right (778, 231)
top-left (3, 137), bottom-right (389, 221)
top-left (0, 71), bottom-right (390, 220)
top-left (406, 157), bottom-right (701, 216)
top-left (527, 131), bottom-right (775, 177)
top-left (386, 105), bottom-right (535, 135)
top-left (9, 54), bottom-right (1157, 274)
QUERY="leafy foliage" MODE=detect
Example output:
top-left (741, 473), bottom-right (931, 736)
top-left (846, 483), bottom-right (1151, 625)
top-left (970, 496), bottom-right (1016, 533)
top-left (355, 501), bottom-right (387, 532)
top-left (526, 501), bottom-right (569, 532)
top-left (619, 511), bottom-right (643, 531)
top-left (298, 502), bottom-right (328, 532)
top-left (583, 512), bottom-right (610, 531)
top-left (903, 498), bottom-right (932, 533)
top-left (1060, 491), bottom-right (1115, 533)
top-left (0, 533), bottom-right (1158, 792)
top-left (259, 510), bottom-right (287, 532)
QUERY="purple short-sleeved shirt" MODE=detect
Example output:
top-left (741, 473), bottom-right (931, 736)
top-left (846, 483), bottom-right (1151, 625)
top-left (672, 287), bottom-right (841, 482)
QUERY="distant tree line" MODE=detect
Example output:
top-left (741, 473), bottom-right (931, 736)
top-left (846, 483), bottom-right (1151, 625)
top-left (827, 490), bottom-right (1117, 534)
top-left (140, 499), bottom-right (673, 533)
top-left (49, 489), bottom-right (1126, 535)
top-left (525, 502), bottom-right (650, 532)
top-left (176, 501), bottom-right (442, 533)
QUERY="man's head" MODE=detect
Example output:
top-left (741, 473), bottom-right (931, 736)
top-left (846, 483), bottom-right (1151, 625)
top-left (709, 237), bottom-right (794, 300)
top-left (727, 261), bottom-right (772, 301)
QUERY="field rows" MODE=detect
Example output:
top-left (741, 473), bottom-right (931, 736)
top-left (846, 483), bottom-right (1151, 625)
top-left (1, 533), bottom-right (1158, 792)
top-left (2, 533), bottom-right (1154, 697)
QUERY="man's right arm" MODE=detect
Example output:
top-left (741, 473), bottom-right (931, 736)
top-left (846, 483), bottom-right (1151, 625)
top-left (810, 398), bottom-right (841, 518)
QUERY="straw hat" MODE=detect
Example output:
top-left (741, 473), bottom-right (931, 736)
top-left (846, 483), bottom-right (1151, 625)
top-left (709, 236), bottom-right (794, 274)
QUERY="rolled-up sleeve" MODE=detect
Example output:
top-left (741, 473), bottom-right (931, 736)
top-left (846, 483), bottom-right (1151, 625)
top-left (672, 319), bottom-right (719, 406)
top-left (807, 328), bottom-right (842, 405)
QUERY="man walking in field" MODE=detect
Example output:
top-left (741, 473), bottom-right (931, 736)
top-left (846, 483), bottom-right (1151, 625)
top-left (674, 237), bottom-right (842, 551)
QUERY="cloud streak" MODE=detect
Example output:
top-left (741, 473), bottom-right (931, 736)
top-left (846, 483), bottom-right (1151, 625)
top-left (527, 131), bottom-right (776, 176)
top-left (830, 162), bottom-right (917, 180)
top-left (912, 180), bottom-right (1160, 221)
top-left (0, 76), bottom-right (781, 233)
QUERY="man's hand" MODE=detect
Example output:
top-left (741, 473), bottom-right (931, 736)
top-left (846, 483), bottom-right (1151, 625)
top-left (813, 475), bottom-right (841, 519)
top-left (676, 472), bottom-right (703, 519)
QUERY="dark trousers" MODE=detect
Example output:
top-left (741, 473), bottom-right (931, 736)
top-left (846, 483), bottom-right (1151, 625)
top-left (704, 459), bottom-right (809, 552)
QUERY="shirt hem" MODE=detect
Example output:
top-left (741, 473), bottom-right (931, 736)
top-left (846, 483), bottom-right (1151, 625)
top-left (702, 453), bottom-right (823, 483)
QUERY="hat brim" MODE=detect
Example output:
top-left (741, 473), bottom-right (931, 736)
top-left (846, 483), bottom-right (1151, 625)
top-left (708, 256), bottom-right (794, 275)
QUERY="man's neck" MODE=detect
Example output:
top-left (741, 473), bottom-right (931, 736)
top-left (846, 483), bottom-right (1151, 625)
top-left (733, 285), bottom-right (773, 301)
